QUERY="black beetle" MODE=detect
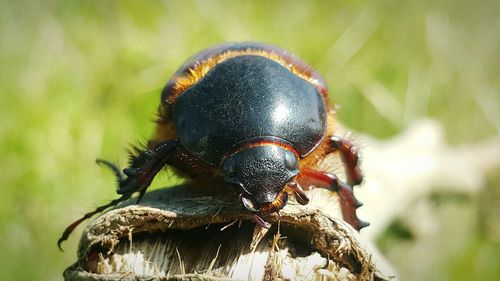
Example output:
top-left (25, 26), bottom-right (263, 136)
top-left (58, 42), bottom-right (367, 249)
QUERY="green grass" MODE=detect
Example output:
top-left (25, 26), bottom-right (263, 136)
top-left (0, 0), bottom-right (498, 280)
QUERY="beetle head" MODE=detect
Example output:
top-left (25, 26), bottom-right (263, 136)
top-left (221, 144), bottom-right (299, 211)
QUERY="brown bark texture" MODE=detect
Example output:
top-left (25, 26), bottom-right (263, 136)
top-left (64, 185), bottom-right (395, 281)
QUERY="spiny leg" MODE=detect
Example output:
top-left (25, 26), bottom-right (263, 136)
top-left (57, 194), bottom-right (130, 251)
top-left (57, 140), bottom-right (176, 250)
top-left (117, 140), bottom-right (177, 201)
top-left (96, 159), bottom-right (125, 182)
top-left (327, 136), bottom-right (363, 186)
top-left (297, 168), bottom-right (368, 231)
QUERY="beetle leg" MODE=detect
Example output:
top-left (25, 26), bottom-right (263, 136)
top-left (57, 140), bottom-right (176, 251)
top-left (288, 182), bottom-right (310, 205)
top-left (96, 159), bottom-right (125, 182)
top-left (137, 189), bottom-right (148, 204)
top-left (297, 168), bottom-right (368, 231)
top-left (240, 194), bottom-right (271, 228)
top-left (327, 136), bottom-right (363, 186)
top-left (58, 161), bottom-right (132, 250)
top-left (275, 210), bottom-right (281, 218)
top-left (57, 194), bottom-right (130, 251)
top-left (117, 140), bottom-right (177, 201)
top-left (253, 214), bottom-right (271, 229)
top-left (240, 193), bottom-right (283, 229)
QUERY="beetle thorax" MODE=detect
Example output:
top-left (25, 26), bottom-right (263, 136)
top-left (172, 55), bottom-right (327, 165)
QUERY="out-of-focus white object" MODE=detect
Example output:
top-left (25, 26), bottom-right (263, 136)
top-left (355, 119), bottom-right (500, 240)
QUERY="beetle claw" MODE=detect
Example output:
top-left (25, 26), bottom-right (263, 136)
top-left (275, 210), bottom-right (281, 218)
top-left (354, 197), bottom-right (363, 208)
top-left (336, 181), bottom-right (367, 231)
top-left (357, 219), bottom-right (370, 230)
top-left (289, 182), bottom-right (309, 205)
top-left (253, 214), bottom-right (271, 229)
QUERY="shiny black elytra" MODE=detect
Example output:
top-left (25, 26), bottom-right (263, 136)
top-left (173, 55), bottom-right (326, 164)
top-left (58, 42), bottom-right (367, 250)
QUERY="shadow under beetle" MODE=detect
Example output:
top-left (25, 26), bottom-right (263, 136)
top-left (58, 42), bottom-right (368, 250)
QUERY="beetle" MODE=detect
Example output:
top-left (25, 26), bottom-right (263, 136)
top-left (58, 42), bottom-right (367, 250)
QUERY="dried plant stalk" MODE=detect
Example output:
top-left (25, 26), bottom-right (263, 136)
top-left (64, 186), bottom-right (395, 281)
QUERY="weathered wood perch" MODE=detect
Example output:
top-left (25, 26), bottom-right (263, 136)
top-left (64, 185), bottom-right (396, 281)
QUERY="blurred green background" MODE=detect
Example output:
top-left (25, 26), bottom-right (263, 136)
top-left (0, 0), bottom-right (498, 280)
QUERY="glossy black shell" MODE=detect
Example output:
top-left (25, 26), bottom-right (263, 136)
top-left (172, 54), bottom-right (327, 165)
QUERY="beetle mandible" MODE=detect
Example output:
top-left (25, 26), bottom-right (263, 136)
top-left (58, 42), bottom-right (368, 249)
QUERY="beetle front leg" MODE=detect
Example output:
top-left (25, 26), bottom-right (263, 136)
top-left (327, 136), bottom-right (363, 186)
top-left (116, 140), bottom-right (177, 203)
top-left (57, 140), bottom-right (176, 250)
top-left (297, 168), bottom-right (368, 231)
